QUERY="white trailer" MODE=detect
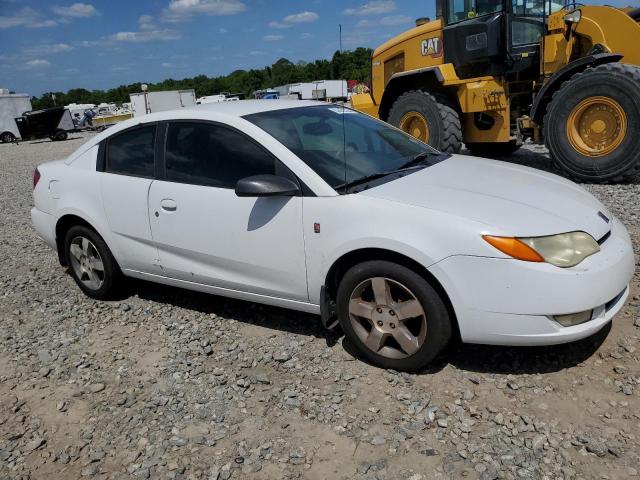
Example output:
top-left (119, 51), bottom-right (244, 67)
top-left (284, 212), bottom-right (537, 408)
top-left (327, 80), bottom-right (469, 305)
top-left (66, 103), bottom-right (96, 118)
top-left (0, 90), bottom-right (32, 142)
top-left (197, 94), bottom-right (240, 105)
top-left (130, 89), bottom-right (196, 117)
top-left (287, 83), bottom-right (316, 100)
top-left (312, 80), bottom-right (348, 101)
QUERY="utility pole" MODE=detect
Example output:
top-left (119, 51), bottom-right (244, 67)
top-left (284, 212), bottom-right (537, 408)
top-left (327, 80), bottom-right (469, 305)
top-left (339, 24), bottom-right (343, 53)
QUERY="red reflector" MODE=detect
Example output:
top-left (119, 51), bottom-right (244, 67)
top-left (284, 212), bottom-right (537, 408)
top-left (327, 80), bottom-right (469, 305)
top-left (33, 168), bottom-right (41, 189)
top-left (314, 223), bottom-right (321, 233)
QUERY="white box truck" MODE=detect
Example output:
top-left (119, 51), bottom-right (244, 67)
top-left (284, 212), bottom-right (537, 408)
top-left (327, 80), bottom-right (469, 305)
top-left (130, 89), bottom-right (196, 117)
top-left (287, 83), bottom-right (316, 100)
top-left (312, 80), bottom-right (348, 101)
top-left (0, 90), bottom-right (32, 143)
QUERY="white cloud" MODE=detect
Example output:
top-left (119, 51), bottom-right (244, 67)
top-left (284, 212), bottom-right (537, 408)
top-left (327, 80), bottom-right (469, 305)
top-left (24, 43), bottom-right (74, 55)
top-left (25, 59), bottom-right (51, 69)
top-left (249, 50), bottom-right (265, 56)
top-left (262, 34), bottom-right (283, 42)
top-left (0, 7), bottom-right (57, 29)
top-left (76, 39), bottom-right (100, 47)
top-left (379, 14), bottom-right (411, 25)
top-left (268, 20), bottom-right (288, 29)
top-left (300, 32), bottom-right (313, 39)
top-left (164, 0), bottom-right (246, 21)
top-left (269, 10), bottom-right (318, 29)
top-left (138, 14), bottom-right (156, 30)
top-left (357, 14), bottom-right (411, 28)
top-left (51, 3), bottom-right (99, 18)
top-left (108, 29), bottom-right (182, 42)
top-left (29, 19), bottom-right (59, 28)
top-left (343, 1), bottom-right (396, 16)
top-left (283, 11), bottom-right (318, 24)
top-left (161, 62), bottom-right (174, 67)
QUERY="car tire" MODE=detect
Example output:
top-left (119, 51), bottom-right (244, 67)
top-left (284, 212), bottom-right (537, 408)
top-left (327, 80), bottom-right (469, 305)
top-left (1, 132), bottom-right (16, 143)
top-left (64, 225), bottom-right (122, 300)
top-left (388, 90), bottom-right (462, 153)
top-left (336, 260), bottom-right (452, 371)
top-left (544, 63), bottom-right (640, 183)
top-left (465, 140), bottom-right (521, 157)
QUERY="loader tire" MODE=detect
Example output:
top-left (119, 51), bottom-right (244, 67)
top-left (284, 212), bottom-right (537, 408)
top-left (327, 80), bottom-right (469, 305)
top-left (544, 63), bottom-right (640, 183)
top-left (388, 90), bottom-right (462, 153)
top-left (465, 140), bottom-right (520, 157)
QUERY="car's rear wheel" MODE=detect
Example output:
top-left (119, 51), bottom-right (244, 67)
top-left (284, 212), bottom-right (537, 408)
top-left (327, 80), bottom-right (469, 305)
top-left (64, 225), bottom-right (122, 299)
top-left (336, 261), bottom-right (451, 371)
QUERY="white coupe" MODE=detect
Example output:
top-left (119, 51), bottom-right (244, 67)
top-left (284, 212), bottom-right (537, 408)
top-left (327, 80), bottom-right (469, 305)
top-left (31, 101), bottom-right (635, 371)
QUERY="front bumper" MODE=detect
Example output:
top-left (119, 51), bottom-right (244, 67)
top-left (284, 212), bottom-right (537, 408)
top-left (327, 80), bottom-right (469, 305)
top-left (430, 217), bottom-right (635, 346)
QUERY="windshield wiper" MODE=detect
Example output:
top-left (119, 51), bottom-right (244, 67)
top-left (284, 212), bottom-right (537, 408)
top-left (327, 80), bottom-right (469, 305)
top-left (400, 150), bottom-right (435, 169)
top-left (334, 150), bottom-right (443, 192)
top-left (334, 172), bottom-right (394, 191)
top-left (335, 164), bottom-right (427, 192)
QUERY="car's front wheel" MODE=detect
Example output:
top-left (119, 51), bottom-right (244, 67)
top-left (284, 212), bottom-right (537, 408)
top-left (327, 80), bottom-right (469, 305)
top-left (64, 225), bottom-right (122, 299)
top-left (336, 261), bottom-right (452, 371)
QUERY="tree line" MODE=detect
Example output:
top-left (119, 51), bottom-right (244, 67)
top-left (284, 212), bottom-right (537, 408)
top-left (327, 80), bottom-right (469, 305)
top-left (31, 48), bottom-right (373, 110)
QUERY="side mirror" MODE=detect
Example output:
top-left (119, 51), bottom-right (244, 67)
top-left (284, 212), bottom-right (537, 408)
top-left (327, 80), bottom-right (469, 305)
top-left (235, 174), bottom-right (300, 197)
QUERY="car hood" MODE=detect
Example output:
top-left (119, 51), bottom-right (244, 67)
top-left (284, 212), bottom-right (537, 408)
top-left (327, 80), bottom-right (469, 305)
top-left (360, 155), bottom-right (611, 239)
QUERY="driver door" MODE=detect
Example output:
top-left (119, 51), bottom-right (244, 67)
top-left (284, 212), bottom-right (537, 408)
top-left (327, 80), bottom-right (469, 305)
top-left (148, 121), bottom-right (309, 302)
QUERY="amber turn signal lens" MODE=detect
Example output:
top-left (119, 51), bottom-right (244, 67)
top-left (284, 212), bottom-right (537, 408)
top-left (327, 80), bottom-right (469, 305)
top-left (482, 235), bottom-right (545, 263)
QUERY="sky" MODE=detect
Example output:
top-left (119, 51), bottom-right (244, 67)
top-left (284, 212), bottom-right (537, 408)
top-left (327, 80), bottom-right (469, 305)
top-left (0, 0), bottom-right (635, 96)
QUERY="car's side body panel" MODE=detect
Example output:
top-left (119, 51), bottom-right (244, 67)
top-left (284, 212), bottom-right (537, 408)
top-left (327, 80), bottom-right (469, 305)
top-left (123, 269), bottom-right (320, 314)
top-left (301, 194), bottom-right (490, 305)
top-left (147, 180), bottom-right (309, 301)
top-left (100, 173), bottom-right (158, 272)
top-left (34, 146), bottom-right (121, 263)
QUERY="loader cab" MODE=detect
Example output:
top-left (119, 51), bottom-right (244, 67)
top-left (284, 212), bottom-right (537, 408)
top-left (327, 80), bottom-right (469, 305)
top-left (438, 0), bottom-right (561, 79)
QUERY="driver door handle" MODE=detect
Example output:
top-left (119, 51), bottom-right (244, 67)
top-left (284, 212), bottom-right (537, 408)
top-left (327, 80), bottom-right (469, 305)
top-left (160, 199), bottom-right (177, 212)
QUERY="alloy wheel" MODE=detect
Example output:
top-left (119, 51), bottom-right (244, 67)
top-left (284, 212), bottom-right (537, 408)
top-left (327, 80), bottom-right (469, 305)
top-left (69, 236), bottom-right (105, 290)
top-left (348, 277), bottom-right (427, 359)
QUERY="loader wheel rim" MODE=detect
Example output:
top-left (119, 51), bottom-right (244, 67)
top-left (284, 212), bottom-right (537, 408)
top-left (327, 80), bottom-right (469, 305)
top-left (566, 96), bottom-right (627, 157)
top-left (399, 111), bottom-right (430, 143)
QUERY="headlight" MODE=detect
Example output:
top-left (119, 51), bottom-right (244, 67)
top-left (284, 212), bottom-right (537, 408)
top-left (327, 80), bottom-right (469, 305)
top-left (483, 231), bottom-right (599, 268)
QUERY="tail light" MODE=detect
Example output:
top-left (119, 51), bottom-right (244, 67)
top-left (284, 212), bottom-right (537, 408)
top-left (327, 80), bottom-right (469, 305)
top-left (33, 168), bottom-right (41, 189)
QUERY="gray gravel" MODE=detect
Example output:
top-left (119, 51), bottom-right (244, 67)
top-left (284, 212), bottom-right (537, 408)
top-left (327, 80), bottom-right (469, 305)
top-left (1, 134), bottom-right (639, 480)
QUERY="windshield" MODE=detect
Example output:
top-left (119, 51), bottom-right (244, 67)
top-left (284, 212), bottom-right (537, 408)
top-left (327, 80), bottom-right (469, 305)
top-left (447, 0), bottom-right (503, 24)
top-left (244, 105), bottom-right (446, 193)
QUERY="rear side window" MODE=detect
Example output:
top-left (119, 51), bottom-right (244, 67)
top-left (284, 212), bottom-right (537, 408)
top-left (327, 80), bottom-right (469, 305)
top-left (165, 122), bottom-right (275, 188)
top-left (106, 125), bottom-right (156, 177)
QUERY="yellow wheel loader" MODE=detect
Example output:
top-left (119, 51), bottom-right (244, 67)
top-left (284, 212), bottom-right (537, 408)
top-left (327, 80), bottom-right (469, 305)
top-left (351, 1), bottom-right (640, 182)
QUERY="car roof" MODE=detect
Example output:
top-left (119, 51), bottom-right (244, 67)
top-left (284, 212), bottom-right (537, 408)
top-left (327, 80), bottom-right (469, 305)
top-left (64, 100), bottom-right (333, 165)
top-left (191, 99), bottom-right (326, 117)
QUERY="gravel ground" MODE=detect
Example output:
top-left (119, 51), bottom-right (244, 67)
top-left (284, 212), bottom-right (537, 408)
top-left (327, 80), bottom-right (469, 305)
top-left (1, 132), bottom-right (639, 480)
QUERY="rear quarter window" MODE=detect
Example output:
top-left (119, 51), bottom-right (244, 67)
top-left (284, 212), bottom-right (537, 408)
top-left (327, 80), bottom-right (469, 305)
top-left (105, 125), bottom-right (156, 178)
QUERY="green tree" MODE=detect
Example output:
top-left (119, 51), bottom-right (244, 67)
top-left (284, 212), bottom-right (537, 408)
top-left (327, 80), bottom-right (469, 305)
top-left (29, 48), bottom-right (374, 108)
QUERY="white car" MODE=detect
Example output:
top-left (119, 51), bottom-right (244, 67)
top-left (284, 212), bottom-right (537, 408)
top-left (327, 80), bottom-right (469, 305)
top-left (31, 100), bottom-right (635, 371)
